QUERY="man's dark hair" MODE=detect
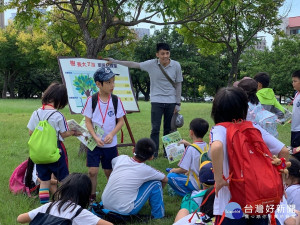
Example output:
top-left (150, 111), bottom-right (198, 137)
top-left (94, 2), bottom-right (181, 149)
top-left (211, 87), bottom-right (248, 124)
top-left (190, 118), bottom-right (209, 138)
top-left (254, 72), bottom-right (270, 88)
top-left (156, 43), bottom-right (170, 52)
top-left (134, 138), bottom-right (156, 162)
top-left (292, 70), bottom-right (300, 79)
top-left (42, 82), bottom-right (68, 109)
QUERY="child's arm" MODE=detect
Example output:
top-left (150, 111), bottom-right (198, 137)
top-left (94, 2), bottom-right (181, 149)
top-left (17, 213), bottom-right (31, 223)
top-left (170, 167), bottom-right (188, 174)
top-left (97, 219), bottom-right (114, 225)
top-left (278, 146), bottom-right (290, 161)
top-left (85, 116), bottom-right (104, 147)
top-left (178, 139), bottom-right (191, 147)
top-left (28, 129), bottom-right (33, 136)
top-left (104, 116), bottom-right (125, 144)
top-left (211, 140), bottom-right (228, 197)
top-left (161, 176), bottom-right (168, 188)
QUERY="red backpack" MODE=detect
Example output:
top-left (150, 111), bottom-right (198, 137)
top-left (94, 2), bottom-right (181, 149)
top-left (218, 121), bottom-right (283, 215)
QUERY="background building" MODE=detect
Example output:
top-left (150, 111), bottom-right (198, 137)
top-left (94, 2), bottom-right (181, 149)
top-left (134, 28), bottom-right (150, 39)
top-left (280, 16), bottom-right (300, 36)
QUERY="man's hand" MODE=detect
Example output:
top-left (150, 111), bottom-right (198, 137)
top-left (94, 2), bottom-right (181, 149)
top-left (174, 105), bottom-right (180, 113)
top-left (104, 58), bottom-right (114, 65)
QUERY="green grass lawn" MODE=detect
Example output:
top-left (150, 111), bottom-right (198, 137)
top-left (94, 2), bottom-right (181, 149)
top-left (0, 99), bottom-right (292, 225)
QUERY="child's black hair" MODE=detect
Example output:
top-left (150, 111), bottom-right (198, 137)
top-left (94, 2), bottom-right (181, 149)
top-left (211, 87), bottom-right (248, 124)
top-left (42, 82), bottom-right (68, 109)
top-left (189, 118), bottom-right (209, 138)
top-left (48, 173), bottom-right (92, 213)
top-left (134, 138), bottom-right (156, 162)
top-left (156, 43), bottom-right (170, 52)
top-left (288, 157), bottom-right (300, 184)
top-left (237, 78), bottom-right (259, 105)
top-left (292, 70), bottom-right (300, 79)
top-left (254, 72), bottom-right (270, 88)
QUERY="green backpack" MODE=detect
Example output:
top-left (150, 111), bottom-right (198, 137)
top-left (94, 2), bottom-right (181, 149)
top-left (180, 189), bottom-right (207, 213)
top-left (28, 111), bottom-right (60, 164)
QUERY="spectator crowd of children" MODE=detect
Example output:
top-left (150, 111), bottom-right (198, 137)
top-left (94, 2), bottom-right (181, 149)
top-left (13, 47), bottom-right (300, 225)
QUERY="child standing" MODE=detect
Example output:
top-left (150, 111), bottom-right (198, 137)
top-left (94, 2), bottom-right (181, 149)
top-left (291, 70), bottom-right (300, 160)
top-left (17, 173), bottom-right (113, 225)
top-left (167, 118), bottom-right (209, 196)
top-left (254, 72), bottom-right (285, 119)
top-left (81, 66), bottom-right (125, 201)
top-left (27, 82), bottom-right (78, 204)
top-left (210, 87), bottom-right (289, 225)
top-left (101, 138), bottom-right (168, 219)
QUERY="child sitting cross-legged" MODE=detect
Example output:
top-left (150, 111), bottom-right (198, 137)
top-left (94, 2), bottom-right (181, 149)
top-left (101, 138), bottom-right (168, 219)
top-left (167, 118), bottom-right (209, 196)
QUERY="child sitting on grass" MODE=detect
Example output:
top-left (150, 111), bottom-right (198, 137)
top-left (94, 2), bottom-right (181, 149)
top-left (167, 118), bottom-right (209, 196)
top-left (17, 173), bottom-right (112, 225)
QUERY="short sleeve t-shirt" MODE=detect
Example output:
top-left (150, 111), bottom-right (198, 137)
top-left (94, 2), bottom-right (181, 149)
top-left (27, 109), bottom-right (69, 141)
top-left (102, 155), bottom-right (165, 213)
top-left (28, 201), bottom-right (100, 225)
top-left (286, 184), bottom-right (300, 211)
top-left (292, 92), bottom-right (300, 131)
top-left (209, 122), bottom-right (285, 215)
top-left (178, 142), bottom-right (208, 189)
top-left (81, 94), bottom-right (126, 148)
top-left (140, 59), bottom-right (183, 103)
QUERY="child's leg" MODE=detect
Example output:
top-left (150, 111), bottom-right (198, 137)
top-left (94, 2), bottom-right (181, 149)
top-left (167, 173), bottom-right (196, 196)
top-left (39, 180), bottom-right (51, 204)
top-left (103, 169), bottom-right (112, 179)
top-left (174, 209), bottom-right (189, 223)
top-left (101, 146), bottom-right (118, 180)
top-left (88, 167), bottom-right (99, 197)
top-left (49, 174), bottom-right (58, 194)
top-left (130, 180), bottom-right (165, 219)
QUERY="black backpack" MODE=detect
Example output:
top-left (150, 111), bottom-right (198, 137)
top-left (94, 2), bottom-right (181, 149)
top-left (92, 93), bottom-right (118, 116)
top-left (29, 206), bottom-right (83, 225)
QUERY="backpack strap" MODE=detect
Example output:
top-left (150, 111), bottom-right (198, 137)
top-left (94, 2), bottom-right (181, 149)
top-left (111, 94), bottom-right (118, 116)
top-left (92, 93), bottom-right (98, 113)
top-left (36, 111), bottom-right (41, 121)
top-left (46, 111), bottom-right (58, 121)
top-left (70, 207), bottom-right (83, 221)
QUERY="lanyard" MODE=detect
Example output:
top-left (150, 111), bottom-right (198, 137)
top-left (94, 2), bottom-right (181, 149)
top-left (98, 93), bottom-right (110, 128)
top-left (42, 104), bottom-right (55, 109)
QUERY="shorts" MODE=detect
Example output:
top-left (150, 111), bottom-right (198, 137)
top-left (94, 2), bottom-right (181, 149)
top-left (36, 141), bottom-right (69, 182)
top-left (87, 146), bottom-right (118, 169)
top-left (291, 131), bottom-right (300, 148)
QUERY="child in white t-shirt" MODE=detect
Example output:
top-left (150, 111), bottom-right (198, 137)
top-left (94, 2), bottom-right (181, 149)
top-left (101, 138), bottom-right (168, 219)
top-left (210, 87), bottom-right (289, 225)
top-left (285, 157), bottom-right (300, 211)
top-left (17, 173), bottom-right (112, 225)
top-left (81, 66), bottom-right (126, 201)
top-left (167, 118), bottom-right (209, 196)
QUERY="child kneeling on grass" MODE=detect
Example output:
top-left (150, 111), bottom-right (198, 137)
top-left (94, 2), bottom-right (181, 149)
top-left (101, 138), bottom-right (168, 219)
top-left (17, 173), bottom-right (113, 225)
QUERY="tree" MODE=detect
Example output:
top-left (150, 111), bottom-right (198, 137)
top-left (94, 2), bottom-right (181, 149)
top-left (240, 35), bottom-right (300, 98)
top-left (5, 0), bottom-right (223, 58)
top-left (175, 0), bottom-right (284, 85)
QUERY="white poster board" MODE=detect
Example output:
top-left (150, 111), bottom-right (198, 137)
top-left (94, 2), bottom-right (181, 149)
top-left (58, 57), bottom-right (139, 114)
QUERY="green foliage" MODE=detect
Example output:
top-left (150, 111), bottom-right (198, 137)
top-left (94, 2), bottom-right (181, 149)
top-left (240, 35), bottom-right (300, 98)
top-left (174, 0), bottom-right (284, 84)
top-left (73, 75), bottom-right (97, 97)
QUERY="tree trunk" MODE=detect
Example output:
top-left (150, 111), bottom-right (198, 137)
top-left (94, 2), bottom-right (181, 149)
top-left (228, 53), bottom-right (240, 86)
top-left (8, 75), bottom-right (16, 98)
top-left (1, 73), bottom-right (8, 99)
